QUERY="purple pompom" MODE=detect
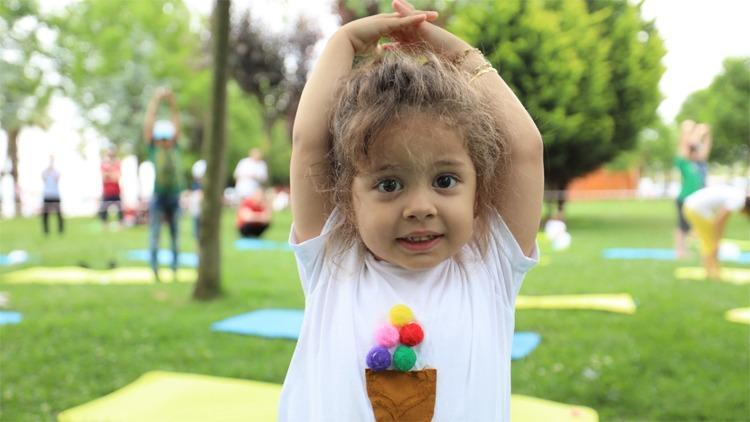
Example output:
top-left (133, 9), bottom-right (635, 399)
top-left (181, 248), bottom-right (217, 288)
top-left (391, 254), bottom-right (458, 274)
top-left (366, 345), bottom-right (392, 371)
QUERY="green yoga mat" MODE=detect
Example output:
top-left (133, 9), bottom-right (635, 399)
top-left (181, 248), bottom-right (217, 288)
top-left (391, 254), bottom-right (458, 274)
top-left (58, 371), bottom-right (598, 422)
top-left (1, 267), bottom-right (196, 285)
top-left (674, 267), bottom-right (750, 285)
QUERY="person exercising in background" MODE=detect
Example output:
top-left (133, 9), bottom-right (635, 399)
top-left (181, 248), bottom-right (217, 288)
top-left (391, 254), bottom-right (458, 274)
top-left (143, 88), bottom-right (184, 282)
top-left (674, 120), bottom-right (712, 258)
top-left (683, 185), bottom-right (750, 279)
top-left (99, 147), bottom-right (123, 229)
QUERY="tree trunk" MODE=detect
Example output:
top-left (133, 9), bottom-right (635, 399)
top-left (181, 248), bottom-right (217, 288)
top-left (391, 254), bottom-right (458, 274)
top-left (7, 127), bottom-right (21, 217)
top-left (194, 0), bottom-right (230, 301)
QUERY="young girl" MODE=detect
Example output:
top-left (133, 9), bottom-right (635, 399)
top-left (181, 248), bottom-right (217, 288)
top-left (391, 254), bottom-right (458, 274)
top-left (281, 1), bottom-right (543, 420)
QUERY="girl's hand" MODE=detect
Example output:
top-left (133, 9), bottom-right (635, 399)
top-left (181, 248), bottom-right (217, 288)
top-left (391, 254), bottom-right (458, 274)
top-left (341, 12), bottom-right (437, 55)
top-left (391, 0), bottom-right (470, 54)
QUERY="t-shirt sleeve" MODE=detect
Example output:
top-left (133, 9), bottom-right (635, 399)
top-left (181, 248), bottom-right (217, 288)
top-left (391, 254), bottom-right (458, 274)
top-left (724, 189), bottom-right (746, 212)
top-left (483, 211), bottom-right (539, 306)
top-left (288, 210), bottom-right (340, 296)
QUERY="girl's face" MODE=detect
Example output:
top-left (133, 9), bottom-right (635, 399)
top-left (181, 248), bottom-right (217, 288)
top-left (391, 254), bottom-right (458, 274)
top-left (352, 114), bottom-right (477, 270)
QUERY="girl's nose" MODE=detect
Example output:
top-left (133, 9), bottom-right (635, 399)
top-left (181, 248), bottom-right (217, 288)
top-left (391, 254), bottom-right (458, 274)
top-left (402, 189), bottom-right (437, 221)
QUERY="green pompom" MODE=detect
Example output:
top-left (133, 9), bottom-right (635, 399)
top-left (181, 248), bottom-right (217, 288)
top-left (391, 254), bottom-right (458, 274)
top-left (393, 345), bottom-right (416, 372)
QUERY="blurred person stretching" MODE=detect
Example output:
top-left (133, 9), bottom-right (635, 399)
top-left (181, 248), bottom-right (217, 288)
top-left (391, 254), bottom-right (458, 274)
top-left (683, 185), bottom-right (750, 279)
top-left (674, 120), bottom-right (711, 258)
top-left (143, 88), bottom-right (184, 282)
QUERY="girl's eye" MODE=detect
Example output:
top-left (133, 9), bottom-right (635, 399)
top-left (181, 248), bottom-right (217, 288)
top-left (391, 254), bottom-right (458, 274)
top-left (434, 174), bottom-right (458, 189)
top-left (376, 178), bottom-right (402, 193)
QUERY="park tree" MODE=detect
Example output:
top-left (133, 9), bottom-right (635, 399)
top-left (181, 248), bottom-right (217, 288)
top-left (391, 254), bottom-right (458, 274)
top-left (229, 10), bottom-right (321, 145)
top-left (677, 57), bottom-right (750, 166)
top-left (54, 0), bottom-right (199, 156)
top-left (450, 0), bottom-right (615, 212)
top-left (194, 0), bottom-right (230, 300)
top-left (0, 0), bottom-right (56, 215)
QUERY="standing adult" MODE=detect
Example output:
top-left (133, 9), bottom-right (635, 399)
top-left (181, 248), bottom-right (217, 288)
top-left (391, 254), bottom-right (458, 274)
top-left (143, 88), bottom-right (183, 282)
top-left (233, 148), bottom-right (268, 200)
top-left (41, 156), bottom-right (63, 236)
top-left (99, 147), bottom-right (123, 228)
top-left (674, 120), bottom-right (712, 258)
top-left (683, 185), bottom-right (749, 279)
top-left (188, 159), bottom-right (206, 241)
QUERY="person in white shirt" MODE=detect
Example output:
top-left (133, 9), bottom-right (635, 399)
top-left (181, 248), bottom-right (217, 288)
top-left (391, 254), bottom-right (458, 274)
top-left (683, 185), bottom-right (750, 279)
top-left (233, 148), bottom-right (268, 200)
top-left (41, 156), bottom-right (63, 235)
top-left (281, 1), bottom-right (543, 420)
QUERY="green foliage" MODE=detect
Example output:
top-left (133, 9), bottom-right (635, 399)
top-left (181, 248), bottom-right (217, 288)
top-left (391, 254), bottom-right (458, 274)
top-left (53, 0), bottom-right (198, 152)
top-left (449, 0), bottom-right (665, 190)
top-left (267, 120), bottom-right (292, 186)
top-left (0, 0), bottom-right (55, 132)
top-left (225, 82), bottom-right (266, 185)
top-left (1, 201), bottom-right (749, 420)
top-left (677, 57), bottom-right (750, 165)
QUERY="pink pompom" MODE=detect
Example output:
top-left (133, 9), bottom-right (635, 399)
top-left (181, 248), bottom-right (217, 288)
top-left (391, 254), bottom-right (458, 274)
top-left (375, 324), bottom-right (400, 348)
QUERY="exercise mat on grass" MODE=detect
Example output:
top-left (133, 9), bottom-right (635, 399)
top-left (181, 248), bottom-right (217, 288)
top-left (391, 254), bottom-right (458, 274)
top-left (725, 308), bottom-right (750, 325)
top-left (0, 267), bottom-right (195, 285)
top-left (125, 250), bottom-right (198, 267)
top-left (516, 294), bottom-right (636, 314)
top-left (234, 238), bottom-right (292, 252)
top-left (674, 267), bottom-right (750, 285)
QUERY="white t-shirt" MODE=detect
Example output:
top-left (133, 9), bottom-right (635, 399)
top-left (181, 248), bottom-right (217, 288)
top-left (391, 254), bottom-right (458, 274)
top-left (42, 168), bottom-right (60, 199)
top-left (684, 185), bottom-right (746, 219)
top-left (279, 210), bottom-right (538, 421)
top-left (233, 157), bottom-right (267, 199)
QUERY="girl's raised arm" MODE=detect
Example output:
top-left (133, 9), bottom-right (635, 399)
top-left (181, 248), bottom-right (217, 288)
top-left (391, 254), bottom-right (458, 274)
top-left (290, 13), bottom-right (433, 242)
top-left (393, 0), bottom-right (543, 256)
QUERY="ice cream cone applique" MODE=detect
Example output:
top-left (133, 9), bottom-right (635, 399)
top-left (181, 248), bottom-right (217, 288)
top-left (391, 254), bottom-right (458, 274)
top-left (365, 304), bottom-right (436, 422)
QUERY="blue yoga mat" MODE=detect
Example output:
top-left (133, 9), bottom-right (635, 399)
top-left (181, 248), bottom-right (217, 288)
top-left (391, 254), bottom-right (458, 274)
top-left (212, 309), bottom-right (541, 359)
top-left (0, 311), bottom-right (22, 325)
top-left (212, 309), bottom-right (301, 340)
top-left (234, 238), bottom-right (292, 252)
top-left (603, 248), bottom-right (750, 264)
top-left (0, 251), bottom-right (29, 267)
top-left (125, 250), bottom-right (198, 267)
top-left (511, 331), bottom-right (541, 360)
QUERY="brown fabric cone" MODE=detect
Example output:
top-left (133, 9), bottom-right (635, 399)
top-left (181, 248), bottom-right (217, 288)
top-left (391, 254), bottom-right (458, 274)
top-left (365, 369), bottom-right (437, 422)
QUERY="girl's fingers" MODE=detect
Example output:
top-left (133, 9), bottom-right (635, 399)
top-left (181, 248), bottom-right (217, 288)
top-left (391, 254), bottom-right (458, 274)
top-left (392, 0), bottom-right (438, 21)
top-left (385, 13), bottom-right (426, 31)
top-left (394, 0), bottom-right (414, 12)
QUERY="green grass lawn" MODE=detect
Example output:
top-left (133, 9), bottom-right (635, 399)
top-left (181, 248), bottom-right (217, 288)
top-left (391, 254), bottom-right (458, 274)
top-left (1, 199), bottom-right (748, 421)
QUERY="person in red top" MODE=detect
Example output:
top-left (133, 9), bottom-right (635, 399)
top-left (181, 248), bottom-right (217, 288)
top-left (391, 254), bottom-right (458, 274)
top-left (236, 189), bottom-right (272, 237)
top-left (99, 147), bottom-right (123, 226)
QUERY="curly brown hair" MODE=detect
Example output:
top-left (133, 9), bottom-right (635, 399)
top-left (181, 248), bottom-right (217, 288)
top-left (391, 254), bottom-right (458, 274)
top-left (320, 45), bottom-right (508, 258)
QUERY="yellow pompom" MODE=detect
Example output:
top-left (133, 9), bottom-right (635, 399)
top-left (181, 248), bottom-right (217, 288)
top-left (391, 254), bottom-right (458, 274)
top-left (389, 304), bottom-right (414, 327)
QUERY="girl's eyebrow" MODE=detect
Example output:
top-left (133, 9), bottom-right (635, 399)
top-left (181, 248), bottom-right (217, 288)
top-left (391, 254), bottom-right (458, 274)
top-left (370, 163), bottom-right (405, 173)
top-left (434, 159), bottom-right (468, 167)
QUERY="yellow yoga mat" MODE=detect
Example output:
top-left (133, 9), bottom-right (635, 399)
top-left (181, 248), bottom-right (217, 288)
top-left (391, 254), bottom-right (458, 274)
top-left (516, 294), bottom-right (636, 315)
top-left (58, 371), bottom-right (598, 422)
top-left (57, 371), bottom-right (281, 422)
top-left (511, 394), bottom-right (598, 421)
top-left (725, 308), bottom-right (750, 325)
top-left (0, 267), bottom-right (195, 285)
top-left (674, 267), bottom-right (750, 285)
